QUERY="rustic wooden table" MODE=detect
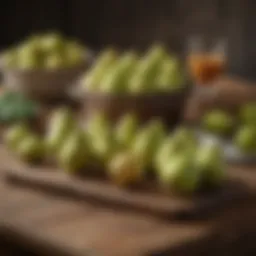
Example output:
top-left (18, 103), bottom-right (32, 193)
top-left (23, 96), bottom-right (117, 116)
top-left (0, 77), bottom-right (255, 256)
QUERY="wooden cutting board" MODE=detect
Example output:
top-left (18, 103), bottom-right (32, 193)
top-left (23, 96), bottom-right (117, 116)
top-left (2, 146), bottom-right (252, 221)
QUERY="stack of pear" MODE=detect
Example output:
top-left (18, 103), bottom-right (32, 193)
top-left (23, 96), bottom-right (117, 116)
top-left (3, 32), bottom-right (86, 70)
top-left (82, 44), bottom-right (186, 94)
top-left (3, 110), bottom-right (227, 194)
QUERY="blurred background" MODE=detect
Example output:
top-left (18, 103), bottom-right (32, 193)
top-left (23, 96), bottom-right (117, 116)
top-left (0, 1), bottom-right (256, 256)
top-left (0, 0), bottom-right (255, 80)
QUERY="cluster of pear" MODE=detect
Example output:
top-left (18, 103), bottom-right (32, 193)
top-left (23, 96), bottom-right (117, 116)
top-left (82, 45), bottom-right (185, 94)
top-left (3, 33), bottom-right (85, 70)
top-left (4, 108), bottom-right (225, 194)
top-left (202, 102), bottom-right (256, 154)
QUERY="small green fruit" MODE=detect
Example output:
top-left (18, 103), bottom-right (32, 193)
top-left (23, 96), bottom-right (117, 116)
top-left (196, 143), bottom-right (226, 187)
top-left (16, 135), bottom-right (45, 162)
top-left (58, 130), bottom-right (87, 173)
top-left (40, 33), bottom-right (65, 53)
top-left (107, 152), bottom-right (144, 187)
top-left (132, 120), bottom-right (166, 167)
top-left (203, 110), bottom-right (234, 135)
top-left (129, 71), bottom-right (147, 93)
top-left (157, 58), bottom-right (184, 91)
top-left (115, 113), bottom-right (138, 148)
top-left (234, 125), bottom-right (256, 154)
top-left (89, 127), bottom-right (116, 164)
top-left (100, 65), bottom-right (124, 93)
top-left (44, 54), bottom-right (65, 69)
top-left (46, 108), bottom-right (75, 154)
top-left (65, 42), bottom-right (84, 66)
top-left (4, 124), bottom-right (30, 151)
top-left (154, 135), bottom-right (179, 171)
top-left (86, 112), bottom-right (111, 138)
top-left (172, 127), bottom-right (197, 151)
top-left (158, 155), bottom-right (199, 194)
top-left (95, 48), bottom-right (118, 70)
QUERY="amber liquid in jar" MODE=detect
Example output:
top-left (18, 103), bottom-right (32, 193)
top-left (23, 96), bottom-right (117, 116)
top-left (188, 54), bottom-right (225, 85)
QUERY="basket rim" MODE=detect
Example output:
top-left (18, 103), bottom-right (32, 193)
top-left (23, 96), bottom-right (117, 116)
top-left (69, 81), bottom-right (192, 101)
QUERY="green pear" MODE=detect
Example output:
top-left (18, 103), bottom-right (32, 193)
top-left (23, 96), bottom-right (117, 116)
top-left (108, 52), bottom-right (139, 92)
top-left (157, 58), bottom-right (184, 91)
top-left (90, 131), bottom-right (116, 164)
top-left (95, 48), bottom-right (118, 70)
top-left (146, 119), bottom-right (166, 145)
top-left (46, 108), bottom-right (76, 154)
top-left (58, 130), bottom-right (87, 173)
top-left (132, 120), bottom-right (166, 167)
top-left (86, 112), bottom-right (111, 138)
top-left (240, 103), bottom-right (256, 126)
top-left (115, 113), bottom-right (138, 148)
top-left (234, 125), bottom-right (256, 153)
top-left (16, 135), bottom-right (45, 162)
top-left (203, 110), bottom-right (234, 136)
top-left (158, 155), bottom-right (199, 194)
top-left (145, 44), bottom-right (167, 66)
top-left (44, 53), bottom-right (65, 69)
top-left (107, 152), bottom-right (144, 187)
top-left (86, 112), bottom-right (115, 163)
top-left (171, 127), bottom-right (197, 151)
top-left (118, 52), bottom-right (138, 76)
top-left (65, 41), bottom-right (84, 66)
top-left (131, 132), bottom-right (151, 165)
top-left (99, 53), bottom-right (139, 93)
top-left (4, 124), bottom-right (30, 151)
top-left (154, 128), bottom-right (197, 172)
top-left (196, 143), bottom-right (226, 187)
top-left (157, 70), bottom-right (172, 91)
top-left (18, 51), bottom-right (41, 69)
top-left (83, 65), bottom-right (107, 92)
top-left (19, 39), bottom-right (40, 55)
top-left (138, 44), bottom-right (168, 86)
top-left (134, 61), bottom-right (156, 89)
top-left (40, 33), bottom-right (65, 53)
top-left (168, 69), bottom-right (185, 91)
top-left (83, 52), bottom-right (118, 92)
top-left (17, 38), bottom-right (44, 68)
top-left (128, 71), bottom-right (147, 93)
top-left (99, 64), bottom-right (124, 93)
top-left (154, 135), bottom-right (180, 171)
